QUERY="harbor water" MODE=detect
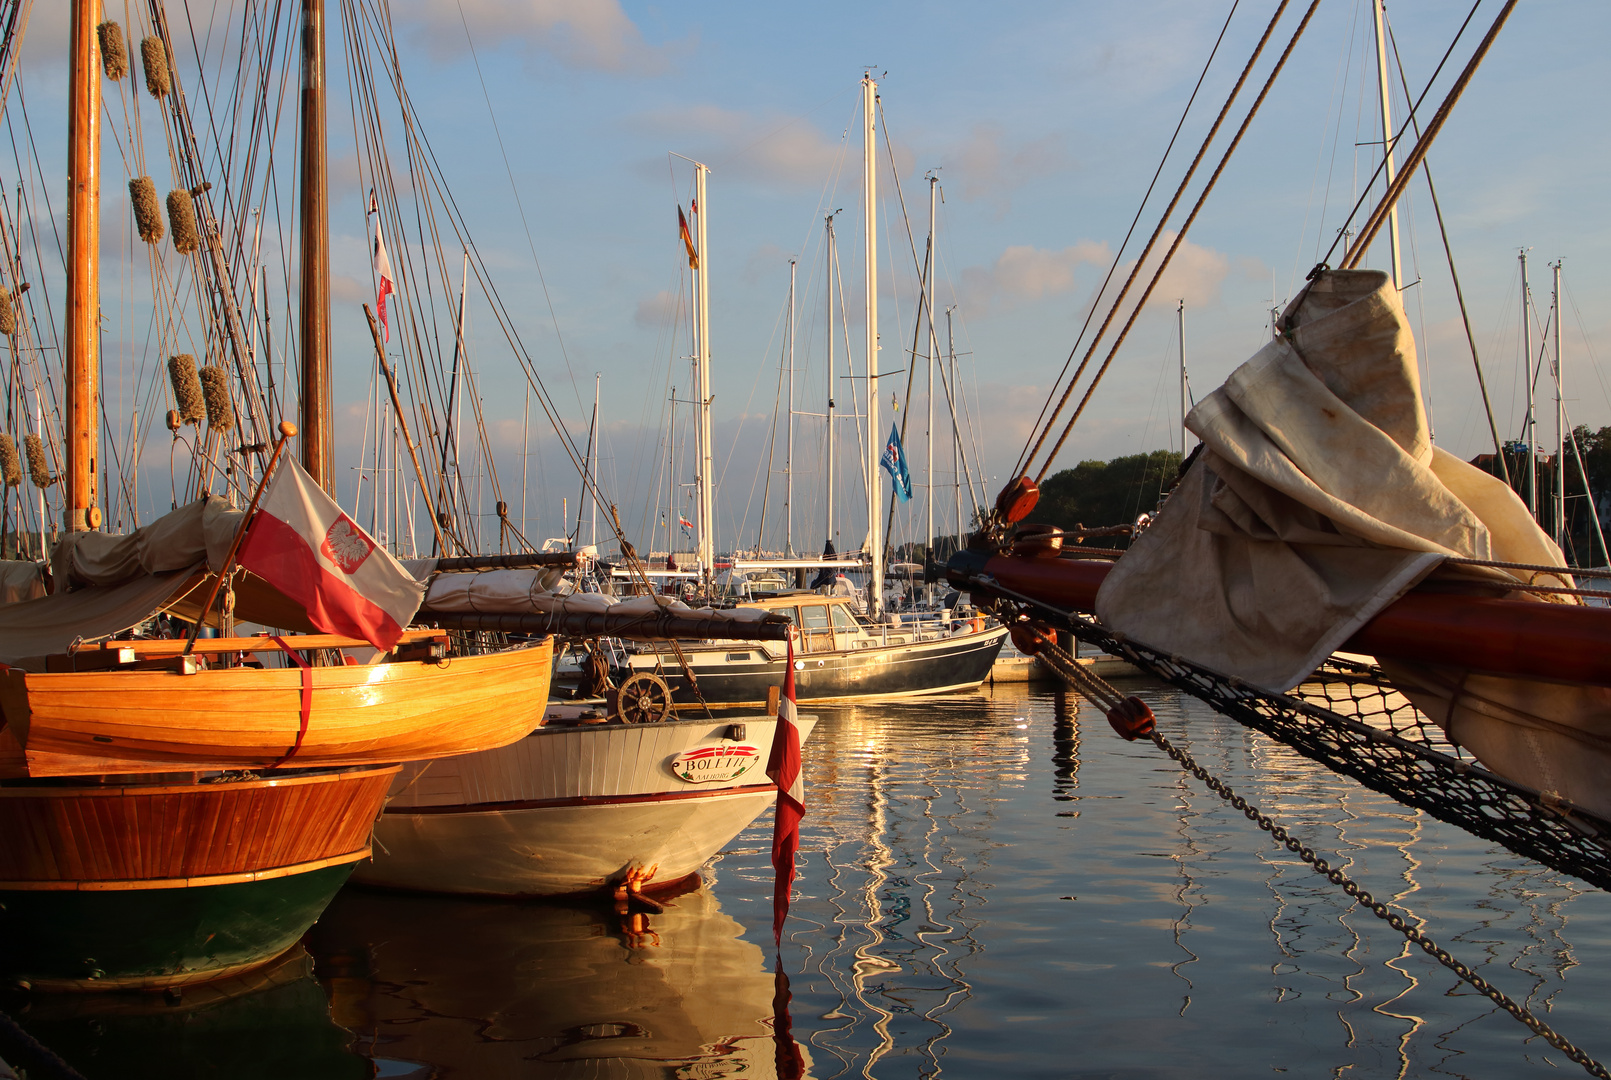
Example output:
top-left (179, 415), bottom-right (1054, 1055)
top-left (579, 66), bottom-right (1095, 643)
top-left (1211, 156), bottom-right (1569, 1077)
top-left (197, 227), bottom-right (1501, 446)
top-left (15, 678), bottom-right (1611, 1078)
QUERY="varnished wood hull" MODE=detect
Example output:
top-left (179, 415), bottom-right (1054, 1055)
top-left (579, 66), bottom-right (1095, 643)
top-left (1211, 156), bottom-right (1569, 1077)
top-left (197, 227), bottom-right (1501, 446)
top-left (0, 640), bottom-right (553, 776)
top-left (0, 765), bottom-right (397, 990)
top-left (356, 714), bottom-right (817, 897)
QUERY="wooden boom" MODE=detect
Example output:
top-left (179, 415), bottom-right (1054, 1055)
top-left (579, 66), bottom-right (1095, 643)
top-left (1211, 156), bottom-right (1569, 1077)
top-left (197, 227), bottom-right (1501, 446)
top-left (948, 549), bottom-right (1611, 688)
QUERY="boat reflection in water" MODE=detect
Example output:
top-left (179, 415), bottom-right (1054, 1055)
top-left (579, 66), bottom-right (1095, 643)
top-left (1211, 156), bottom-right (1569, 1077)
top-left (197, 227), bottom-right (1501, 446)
top-left (308, 884), bottom-right (809, 1079)
top-left (6, 948), bottom-right (368, 1079)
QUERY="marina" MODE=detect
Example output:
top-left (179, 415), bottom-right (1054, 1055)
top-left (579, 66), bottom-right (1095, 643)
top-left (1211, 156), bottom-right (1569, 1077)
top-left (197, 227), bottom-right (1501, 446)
top-left (7, 680), bottom-right (1609, 1077)
top-left (0, 0), bottom-right (1607, 1075)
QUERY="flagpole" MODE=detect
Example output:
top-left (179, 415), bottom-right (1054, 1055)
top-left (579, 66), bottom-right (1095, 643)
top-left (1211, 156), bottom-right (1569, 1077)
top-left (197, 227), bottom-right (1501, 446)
top-left (184, 422), bottom-right (297, 656)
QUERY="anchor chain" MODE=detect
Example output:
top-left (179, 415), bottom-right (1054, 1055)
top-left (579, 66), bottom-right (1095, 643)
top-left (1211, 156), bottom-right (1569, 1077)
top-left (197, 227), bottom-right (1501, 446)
top-left (1151, 730), bottom-right (1610, 1080)
top-left (1017, 617), bottom-right (1610, 1078)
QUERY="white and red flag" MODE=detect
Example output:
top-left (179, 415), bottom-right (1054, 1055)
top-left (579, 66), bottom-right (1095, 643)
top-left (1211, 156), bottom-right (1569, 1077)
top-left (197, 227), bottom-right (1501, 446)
top-left (236, 455), bottom-right (425, 650)
top-left (368, 189), bottom-right (396, 341)
top-left (766, 637), bottom-right (805, 944)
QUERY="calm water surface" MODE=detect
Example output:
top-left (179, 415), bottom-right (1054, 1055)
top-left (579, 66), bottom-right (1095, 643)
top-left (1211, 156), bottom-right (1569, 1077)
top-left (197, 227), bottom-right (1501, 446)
top-left (19, 679), bottom-right (1611, 1078)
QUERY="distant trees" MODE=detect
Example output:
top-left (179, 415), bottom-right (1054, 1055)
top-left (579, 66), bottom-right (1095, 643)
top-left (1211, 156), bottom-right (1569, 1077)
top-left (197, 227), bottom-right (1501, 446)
top-left (1471, 425), bottom-right (1611, 566)
top-left (1033, 449), bottom-right (1183, 540)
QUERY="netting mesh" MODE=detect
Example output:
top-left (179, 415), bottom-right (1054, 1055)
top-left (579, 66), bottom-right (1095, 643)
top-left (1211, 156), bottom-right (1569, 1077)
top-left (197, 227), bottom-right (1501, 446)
top-left (1033, 606), bottom-right (1611, 892)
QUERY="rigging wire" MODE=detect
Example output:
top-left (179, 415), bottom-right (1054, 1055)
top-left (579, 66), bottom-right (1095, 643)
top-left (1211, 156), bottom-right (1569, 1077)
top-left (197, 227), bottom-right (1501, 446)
top-left (1011, 0), bottom-right (1248, 483)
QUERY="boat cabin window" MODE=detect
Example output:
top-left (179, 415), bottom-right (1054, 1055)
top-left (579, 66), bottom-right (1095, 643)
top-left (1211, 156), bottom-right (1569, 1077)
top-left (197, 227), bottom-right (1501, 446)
top-left (830, 605), bottom-right (858, 631)
top-left (799, 604), bottom-right (834, 653)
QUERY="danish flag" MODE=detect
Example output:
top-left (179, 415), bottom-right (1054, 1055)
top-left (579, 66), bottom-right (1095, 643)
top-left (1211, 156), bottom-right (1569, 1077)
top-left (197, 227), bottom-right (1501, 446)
top-left (766, 637), bottom-right (805, 943)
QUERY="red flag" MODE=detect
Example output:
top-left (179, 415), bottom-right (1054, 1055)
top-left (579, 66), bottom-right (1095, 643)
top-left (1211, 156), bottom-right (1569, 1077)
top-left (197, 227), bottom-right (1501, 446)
top-left (766, 637), bottom-right (804, 944)
top-left (678, 205), bottom-right (699, 269)
top-left (236, 455), bottom-right (426, 650)
top-left (368, 190), bottom-right (396, 342)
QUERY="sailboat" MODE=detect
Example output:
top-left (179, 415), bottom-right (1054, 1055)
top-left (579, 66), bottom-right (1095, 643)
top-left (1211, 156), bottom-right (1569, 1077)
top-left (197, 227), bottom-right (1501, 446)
top-left (0, 0), bottom-right (556, 991)
top-left (620, 80), bottom-right (1007, 709)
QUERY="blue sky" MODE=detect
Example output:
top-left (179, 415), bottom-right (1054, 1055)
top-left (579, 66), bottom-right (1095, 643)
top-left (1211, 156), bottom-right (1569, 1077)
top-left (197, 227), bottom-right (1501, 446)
top-left (15, 1), bottom-right (1610, 553)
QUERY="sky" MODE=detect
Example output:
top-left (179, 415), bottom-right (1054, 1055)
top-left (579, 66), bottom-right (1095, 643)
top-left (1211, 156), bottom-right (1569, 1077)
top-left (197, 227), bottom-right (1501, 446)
top-left (10, 0), bottom-right (1610, 556)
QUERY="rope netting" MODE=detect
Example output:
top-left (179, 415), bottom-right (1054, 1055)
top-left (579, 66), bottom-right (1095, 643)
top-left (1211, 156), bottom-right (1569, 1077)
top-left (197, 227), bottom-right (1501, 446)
top-left (995, 593), bottom-right (1611, 893)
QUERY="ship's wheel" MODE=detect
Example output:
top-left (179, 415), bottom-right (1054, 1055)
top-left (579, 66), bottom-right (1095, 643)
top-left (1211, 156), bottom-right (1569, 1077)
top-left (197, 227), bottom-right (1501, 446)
top-left (613, 672), bottom-right (674, 724)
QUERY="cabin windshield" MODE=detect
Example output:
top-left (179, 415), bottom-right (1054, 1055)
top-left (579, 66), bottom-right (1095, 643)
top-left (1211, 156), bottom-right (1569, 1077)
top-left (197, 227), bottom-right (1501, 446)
top-left (830, 605), bottom-right (858, 631)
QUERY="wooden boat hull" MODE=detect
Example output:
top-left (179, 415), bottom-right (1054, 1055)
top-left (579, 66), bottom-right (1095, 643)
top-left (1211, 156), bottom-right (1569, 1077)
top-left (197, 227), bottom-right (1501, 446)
top-left (0, 765), bottom-right (397, 990)
top-left (630, 625), bottom-right (1009, 708)
top-left (355, 714), bottom-right (817, 897)
top-left (0, 640), bottom-right (553, 776)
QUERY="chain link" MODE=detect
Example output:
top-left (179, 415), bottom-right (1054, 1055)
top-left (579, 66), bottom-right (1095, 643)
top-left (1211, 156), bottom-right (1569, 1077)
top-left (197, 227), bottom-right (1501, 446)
top-left (1151, 729), bottom-right (1610, 1079)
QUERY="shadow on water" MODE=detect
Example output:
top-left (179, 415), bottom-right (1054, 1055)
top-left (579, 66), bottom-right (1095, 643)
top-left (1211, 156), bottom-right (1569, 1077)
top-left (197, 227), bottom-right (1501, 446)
top-left (305, 884), bottom-right (804, 1079)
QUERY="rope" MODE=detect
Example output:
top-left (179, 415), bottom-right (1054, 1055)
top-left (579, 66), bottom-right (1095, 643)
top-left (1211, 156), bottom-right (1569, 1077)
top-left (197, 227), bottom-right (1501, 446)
top-left (0, 1008), bottom-right (89, 1080)
top-left (1032, 627), bottom-right (1611, 1078)
top-left (1018, 0), bottom-right (1273, 481)
top-left (1034, 0), bottom-right (1324, 483)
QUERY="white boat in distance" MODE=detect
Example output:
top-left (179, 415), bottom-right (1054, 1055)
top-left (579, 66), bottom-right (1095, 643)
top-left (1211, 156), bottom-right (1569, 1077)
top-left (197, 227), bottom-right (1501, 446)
top-left (355, 709), bottom-right (816, 898)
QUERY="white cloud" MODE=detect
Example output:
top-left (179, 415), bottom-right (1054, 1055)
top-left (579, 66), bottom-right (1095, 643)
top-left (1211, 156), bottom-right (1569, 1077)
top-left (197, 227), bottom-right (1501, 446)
top-left (392, 0), bottom-right (676, 75)
top-left (634, 289), bottom-right (678, 328)
top-left (1087, 232), bottom-right (1251, 321)
top-left (943, 124), bottom-right (1073, 214)
top-left (959, 241), bottom-right (1111, 316)
top-left (628, 105), bottom-right (849, 187)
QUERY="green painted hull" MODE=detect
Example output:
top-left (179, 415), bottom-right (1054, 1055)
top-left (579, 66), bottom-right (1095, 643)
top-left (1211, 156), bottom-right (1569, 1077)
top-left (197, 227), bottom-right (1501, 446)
top-left (0, 864), bottom-right (357, 990)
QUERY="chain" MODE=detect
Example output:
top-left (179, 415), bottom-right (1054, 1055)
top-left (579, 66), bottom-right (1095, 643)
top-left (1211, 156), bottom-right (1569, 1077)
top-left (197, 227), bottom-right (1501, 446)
top-left (1151, 729), bottom-right (1610, 1079)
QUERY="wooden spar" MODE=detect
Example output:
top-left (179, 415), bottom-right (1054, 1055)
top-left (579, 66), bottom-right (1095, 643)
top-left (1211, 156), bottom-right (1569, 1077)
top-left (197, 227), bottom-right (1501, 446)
top-left (298, 0), bottom-right (331, 490)
top-left (421, 608), bottom-right (793, 643)
top-left (949, 550), bottom-right (1611, 688)
top-left (366, 303), bottom-right (450, 554)
top-left (65, 0), bottom-right (102, 532)
top-left (99, 629), bottom-right (448, 658)
top-left (432, 551), bottom-right (578, 571)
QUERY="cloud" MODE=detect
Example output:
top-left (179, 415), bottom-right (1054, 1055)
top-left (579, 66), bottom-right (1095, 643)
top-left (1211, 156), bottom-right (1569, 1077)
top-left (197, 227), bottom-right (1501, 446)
top-left (959, 241), bottom-right (1111, 316)
top-left (628, 105), bottom-right (849, 187)
top-left (392, 0), bottom-right (677, 75)
top-left (634, 289), bottom-right (678, 328)
top-left (1087, 232), bottom-right (1251, 321)
top-left (943, 124), bottom-right (1073, 214)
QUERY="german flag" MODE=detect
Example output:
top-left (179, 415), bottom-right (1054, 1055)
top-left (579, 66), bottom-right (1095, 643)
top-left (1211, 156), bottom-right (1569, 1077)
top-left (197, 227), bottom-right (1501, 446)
top-left (678, 205), bottom-right (699, 269)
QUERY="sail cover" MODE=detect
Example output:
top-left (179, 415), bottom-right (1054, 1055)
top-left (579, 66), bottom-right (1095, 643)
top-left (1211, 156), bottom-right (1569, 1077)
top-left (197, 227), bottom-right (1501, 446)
top-left (1094, 269), bottom-right (1611, 818)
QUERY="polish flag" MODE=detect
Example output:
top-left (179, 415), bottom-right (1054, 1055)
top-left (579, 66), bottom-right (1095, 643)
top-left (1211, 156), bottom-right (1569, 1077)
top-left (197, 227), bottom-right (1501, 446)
top-left (236, 455), bottom-right (426, 650)
top-left (368, 190), bottom-right (395, 342)
top-left (766, 637), bottom-right (805, 944)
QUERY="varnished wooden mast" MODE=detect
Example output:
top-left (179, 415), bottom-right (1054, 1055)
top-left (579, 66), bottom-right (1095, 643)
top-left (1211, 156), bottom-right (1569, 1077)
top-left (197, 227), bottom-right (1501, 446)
top-left (65, 0), bottom-right (102, 531)
top-left (298, 0), bottom-right (331, 490)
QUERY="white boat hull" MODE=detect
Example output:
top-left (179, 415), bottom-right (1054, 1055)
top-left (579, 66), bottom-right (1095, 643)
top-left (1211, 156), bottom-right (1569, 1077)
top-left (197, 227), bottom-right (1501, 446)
top-left (355, 713), bottom-right (816, 897)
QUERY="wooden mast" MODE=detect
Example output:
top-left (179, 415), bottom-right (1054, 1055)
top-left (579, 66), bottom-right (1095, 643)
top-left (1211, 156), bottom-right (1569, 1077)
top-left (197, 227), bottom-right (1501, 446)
top-left (299, 0), bottom-right (331, 490)
top-left (65, 0), bottom-right (102, 532)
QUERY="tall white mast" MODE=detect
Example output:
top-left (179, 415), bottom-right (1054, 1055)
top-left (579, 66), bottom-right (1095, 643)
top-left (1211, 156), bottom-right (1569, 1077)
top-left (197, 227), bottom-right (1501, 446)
top-left (588, 372), bottom-right (600, 548)
top-left (1553, 260), bottom-right (1565, 550)
top-left (1522, 249), bottom-right (1536, 519)
top-left (825, 213), bottom-right (838, 553)
top-left (693, 162), bottom-right (714, 585)
top-left (1178, 299), bottom-right (1189, 458)
top-left (948, 306), bottom-right (960, 542)
top-left (1371, 0), bottom-right (1402, 289)
top-left (786, 258), bottom-right (796, 556)
top-left (863, 72), bottom-right (882, 617)
top-left (925, 173), bottom-right (938, 573)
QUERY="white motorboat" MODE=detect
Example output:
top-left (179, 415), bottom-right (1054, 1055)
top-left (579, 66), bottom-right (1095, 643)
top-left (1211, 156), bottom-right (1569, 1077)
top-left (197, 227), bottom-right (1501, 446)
top-left (354, 708), bottom-right (816, 898)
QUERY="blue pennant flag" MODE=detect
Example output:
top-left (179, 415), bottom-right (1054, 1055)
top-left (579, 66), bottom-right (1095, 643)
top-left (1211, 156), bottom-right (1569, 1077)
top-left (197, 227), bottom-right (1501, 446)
top-left (880, 423), bottom-right (914, 503)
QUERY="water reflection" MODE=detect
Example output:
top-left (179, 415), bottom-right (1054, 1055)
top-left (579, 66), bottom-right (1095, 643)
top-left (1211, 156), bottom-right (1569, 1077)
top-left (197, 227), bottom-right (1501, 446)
top-left (7, 947), bottom-right (366, 1080)
top-left (307, 885), bottom-right (805, 1079)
